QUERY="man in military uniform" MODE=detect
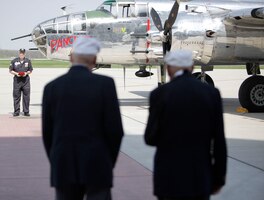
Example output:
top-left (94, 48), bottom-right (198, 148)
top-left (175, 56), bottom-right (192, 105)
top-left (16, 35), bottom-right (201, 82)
top-left (9, 49), bottom-right (33, 117)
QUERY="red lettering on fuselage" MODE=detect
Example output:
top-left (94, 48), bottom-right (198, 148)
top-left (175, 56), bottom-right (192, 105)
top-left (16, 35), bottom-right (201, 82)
top-left (50, 35), bottom-right (78, 53)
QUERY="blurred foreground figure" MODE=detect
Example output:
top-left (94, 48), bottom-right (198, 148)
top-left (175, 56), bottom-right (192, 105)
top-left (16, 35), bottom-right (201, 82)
top-left (145, 50), bottom-right (227, 200)
top-left (42, 37), bottom-right (124, 200)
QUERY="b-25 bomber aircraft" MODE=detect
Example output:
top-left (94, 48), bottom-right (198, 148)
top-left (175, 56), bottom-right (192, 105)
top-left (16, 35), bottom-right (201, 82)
top-left (12, 0), bottom-right (264, 112)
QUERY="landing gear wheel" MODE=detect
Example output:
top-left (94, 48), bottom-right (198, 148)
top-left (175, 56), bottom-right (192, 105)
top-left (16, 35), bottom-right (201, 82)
top-left (239, 75), bottom-right (264, 112)
top-left (192, 72), bottom-right (214, 86)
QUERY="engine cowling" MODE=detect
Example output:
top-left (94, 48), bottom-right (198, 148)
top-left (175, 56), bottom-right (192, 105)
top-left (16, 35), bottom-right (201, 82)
top-left (135, 69), bottom-right (153, 78)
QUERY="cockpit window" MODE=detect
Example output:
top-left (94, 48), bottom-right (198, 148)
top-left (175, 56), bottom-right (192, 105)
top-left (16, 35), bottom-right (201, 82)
top-left (56, 16), bottom-right (71, 34)
top-left (98, 4), bottom-right (112, 14)
top-left (97, 0), bottom-right (147, 18)
top-left (97, 0), bottom-right (116, 13)
top-left (41, 19), bottom-right (57, 34)
top-left (72, 13), bottom-right (86, 35)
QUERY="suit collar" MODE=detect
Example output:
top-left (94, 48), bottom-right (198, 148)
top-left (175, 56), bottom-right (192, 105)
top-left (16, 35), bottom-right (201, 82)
top-left (69, 65), bottom-right (91, 73)
top-left (173, 70), bottom-right (184, 78)
top-left (171, 70), bottom-right (192, 82)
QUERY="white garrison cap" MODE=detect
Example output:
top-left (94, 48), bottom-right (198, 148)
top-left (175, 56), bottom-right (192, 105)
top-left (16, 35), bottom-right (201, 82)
top-left (72, 37), bottom-right (101, 55)
top-left (164, 49), bottom-right (194, 68)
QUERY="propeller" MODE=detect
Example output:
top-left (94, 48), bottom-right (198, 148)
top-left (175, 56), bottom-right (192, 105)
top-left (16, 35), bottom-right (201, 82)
top-left (11, 34), bottom-right (32, 41)
top-left (150, 9), bottom-right (163, 32)
top-left (150, 0), bottom-right (180, 56)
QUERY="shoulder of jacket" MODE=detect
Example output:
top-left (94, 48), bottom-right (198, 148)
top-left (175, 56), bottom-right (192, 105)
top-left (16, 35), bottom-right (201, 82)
top-left (92, 73), bottom-right (114, 83)
top-left (46, 74), bottom-right (68, 87)
top-left (12, 58), bottom-right (19, 62)
top-left (151, 85), bottom-right (164, 98)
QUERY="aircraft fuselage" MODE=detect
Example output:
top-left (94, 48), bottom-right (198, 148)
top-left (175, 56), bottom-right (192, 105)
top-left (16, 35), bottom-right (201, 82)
top-left (31, 0), bottom-right (264, 66)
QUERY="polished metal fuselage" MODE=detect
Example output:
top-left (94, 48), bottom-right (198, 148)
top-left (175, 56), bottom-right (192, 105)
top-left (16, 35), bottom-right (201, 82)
top-left (171, 0), bottom-right (264, 65)
top-left (32, 0), bottom-right (264, 66)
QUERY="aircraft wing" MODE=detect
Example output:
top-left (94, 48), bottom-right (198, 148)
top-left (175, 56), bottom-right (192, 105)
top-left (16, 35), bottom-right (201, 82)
top-left (224, 7), bottom-right (264, 29)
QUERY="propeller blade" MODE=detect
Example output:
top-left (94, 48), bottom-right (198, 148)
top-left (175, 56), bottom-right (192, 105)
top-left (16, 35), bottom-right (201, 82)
top-left (150, 8), bottom-right (163, 32)
top-left (11, 34), bottom-right (32, 41)
top-left (165, 0), bottom-right (180, 33)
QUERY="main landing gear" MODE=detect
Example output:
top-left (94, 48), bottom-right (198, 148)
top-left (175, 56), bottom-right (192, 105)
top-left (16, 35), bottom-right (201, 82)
top-left (194, 63), bottom-right (264, 112)
top-left (239, 63), bottom-right (264, 112)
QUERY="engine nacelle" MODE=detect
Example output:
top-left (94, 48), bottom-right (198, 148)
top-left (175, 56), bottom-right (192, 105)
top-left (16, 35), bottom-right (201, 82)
top-left (135, 70), bottom-right (154, 78)
top-left (146, 31), bottom-right (163, 44)
top-left (252, 8), bottom-right (264, 19)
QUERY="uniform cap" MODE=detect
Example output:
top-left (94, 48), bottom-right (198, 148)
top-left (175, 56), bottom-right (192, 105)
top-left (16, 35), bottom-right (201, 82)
top-left (72, 37), bottom-right (101, 56)
top-left (164, 49), bottom-right (194, 68)
top-left (19, 48), bottom-right (26, 53)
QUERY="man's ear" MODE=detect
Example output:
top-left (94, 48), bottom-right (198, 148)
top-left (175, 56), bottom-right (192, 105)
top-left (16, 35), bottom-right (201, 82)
top-left (93, 56), bottom-right (97, 65)
top-left (70, 54), bottom-right (73, 63)
top-left (167, 65), bottom-right (173, 77)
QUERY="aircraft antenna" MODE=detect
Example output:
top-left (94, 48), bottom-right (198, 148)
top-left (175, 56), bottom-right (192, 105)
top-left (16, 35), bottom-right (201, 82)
top-left (60, 4), bottom-right (75, 15)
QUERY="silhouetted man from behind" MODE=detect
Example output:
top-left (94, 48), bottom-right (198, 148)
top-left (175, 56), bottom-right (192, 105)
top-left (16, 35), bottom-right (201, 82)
top-left (42, 37), bottom-right (124, 200)
top-left (145, 50), bottom-right (227, 200)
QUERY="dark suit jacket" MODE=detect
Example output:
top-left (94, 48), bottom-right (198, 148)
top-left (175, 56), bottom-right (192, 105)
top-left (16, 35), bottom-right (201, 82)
top-left (42, 65), bottom-right (123, 188)
top-left (145, 72), bottom-right (227, 198)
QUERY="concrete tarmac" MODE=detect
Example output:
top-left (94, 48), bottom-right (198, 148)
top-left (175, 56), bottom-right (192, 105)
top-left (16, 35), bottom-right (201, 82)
top-left (0, 68), bottom-right (263, 200)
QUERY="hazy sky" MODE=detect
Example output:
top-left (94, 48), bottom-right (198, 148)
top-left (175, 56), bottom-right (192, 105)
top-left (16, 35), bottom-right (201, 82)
top-left (0, 0), bottom-right (102, 50)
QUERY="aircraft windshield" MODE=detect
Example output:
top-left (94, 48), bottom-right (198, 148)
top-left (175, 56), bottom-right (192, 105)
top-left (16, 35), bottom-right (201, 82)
top-left (97, 0), bottom-right (147, 18)
top-left (97, 0), bottom-right (116, 14)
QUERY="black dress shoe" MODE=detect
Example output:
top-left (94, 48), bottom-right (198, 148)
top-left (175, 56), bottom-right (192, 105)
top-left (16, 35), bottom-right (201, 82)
top-left (13, 113), bottom-right (19, 117)
top-left (24, 112), bottom-right (30, 117)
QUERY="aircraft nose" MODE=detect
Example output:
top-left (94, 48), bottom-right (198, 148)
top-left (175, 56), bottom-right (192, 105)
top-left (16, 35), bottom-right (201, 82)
top-left (32, 25), bottom-right (47, 56)
top-left (32, 26), bottom-right (41, 39)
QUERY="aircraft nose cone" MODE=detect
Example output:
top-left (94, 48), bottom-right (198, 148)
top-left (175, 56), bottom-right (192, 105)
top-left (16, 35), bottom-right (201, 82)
top-left (32, 25), bottom-right (47, 56)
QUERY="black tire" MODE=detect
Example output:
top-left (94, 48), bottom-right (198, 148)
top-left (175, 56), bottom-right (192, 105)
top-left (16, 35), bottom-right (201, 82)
top-left (239, 75), bottom-right (264, 112)
top-left (192, 72), bottom-right (215, 86)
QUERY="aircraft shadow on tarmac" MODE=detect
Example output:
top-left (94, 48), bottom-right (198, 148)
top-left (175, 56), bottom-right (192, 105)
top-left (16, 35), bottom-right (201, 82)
top-left (119, 98), bottom-right (149, 107)
top-left (118, 91), bottom-right (150, 107)
top-left (129, 91), bottom-right (264, 121)
top-left (28, 93), bottom-right (263, 120)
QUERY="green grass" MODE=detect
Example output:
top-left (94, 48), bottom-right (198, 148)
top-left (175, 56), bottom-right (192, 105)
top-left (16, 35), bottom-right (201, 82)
top-left (0, 59), bottom-right (70, 68)
top-left (0, 59), bottom-right (263, 69)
